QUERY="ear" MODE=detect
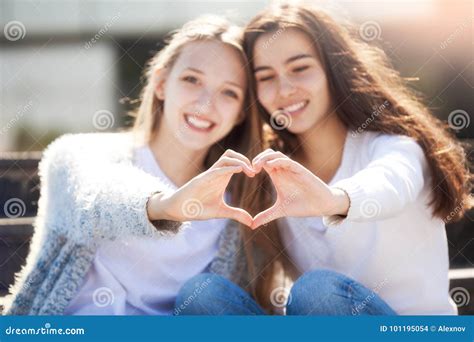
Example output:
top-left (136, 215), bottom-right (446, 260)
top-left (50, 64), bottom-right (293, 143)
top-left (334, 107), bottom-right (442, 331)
top-left (154, 68), bottom-right (168, 100)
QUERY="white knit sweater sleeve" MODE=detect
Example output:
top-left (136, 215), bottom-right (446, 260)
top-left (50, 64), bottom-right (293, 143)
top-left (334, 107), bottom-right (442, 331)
top-left (37, 133), bottom-right (180, 243)
top-left (323, 134), bottom-right (429, 226)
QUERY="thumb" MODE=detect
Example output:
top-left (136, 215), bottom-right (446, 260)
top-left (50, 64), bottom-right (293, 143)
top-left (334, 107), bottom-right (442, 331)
top-left (222, 204), bottom-right (253, 227)
top-left (252, 203), bottom-right (285, 229)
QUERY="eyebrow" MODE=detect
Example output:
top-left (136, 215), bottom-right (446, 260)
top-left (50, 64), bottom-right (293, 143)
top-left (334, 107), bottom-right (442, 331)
top-left (184, 67), bottom-right (244, 90)
top-left (254, 54), bottom-right (314, 73)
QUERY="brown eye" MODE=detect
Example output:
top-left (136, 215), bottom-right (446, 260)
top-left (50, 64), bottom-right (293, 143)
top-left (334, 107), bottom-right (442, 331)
top-left (293, 66), bottom-right (309, 73)
top-left (223, 89), bottom-right (239, 99)
top-left (257, 75), bottom-right (275, 82)
top-left (182, 75), bottom-right (199, 84)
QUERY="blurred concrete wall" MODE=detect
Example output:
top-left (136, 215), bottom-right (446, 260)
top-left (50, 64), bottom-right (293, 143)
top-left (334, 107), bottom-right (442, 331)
top-left (0, 0), bottom-right (472, 151)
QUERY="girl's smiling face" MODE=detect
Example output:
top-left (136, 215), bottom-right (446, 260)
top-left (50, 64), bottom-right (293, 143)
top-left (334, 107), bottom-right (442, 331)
top-left (155, 40), bottom-right (247, 150)
top-left (253, 28), bottom-right (334, 134)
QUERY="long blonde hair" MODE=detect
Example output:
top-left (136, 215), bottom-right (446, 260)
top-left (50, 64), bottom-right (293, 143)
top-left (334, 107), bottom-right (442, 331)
top-left (129, 15), bottom-right (256, 169)
top-left (127, 17), bottom-right (282, 309)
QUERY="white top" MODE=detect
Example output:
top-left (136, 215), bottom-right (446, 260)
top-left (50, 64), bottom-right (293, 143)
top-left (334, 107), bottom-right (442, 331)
top-left (281, 130), bottom-right (457, 315)
top-left (65, 145), bottom-right (227, 315)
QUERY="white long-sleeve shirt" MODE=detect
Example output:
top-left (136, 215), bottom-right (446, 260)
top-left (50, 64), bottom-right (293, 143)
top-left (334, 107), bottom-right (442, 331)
top-left (281, 130), bottom-right (457, 315)
top-left (65, 144), bottom-right (227, 315)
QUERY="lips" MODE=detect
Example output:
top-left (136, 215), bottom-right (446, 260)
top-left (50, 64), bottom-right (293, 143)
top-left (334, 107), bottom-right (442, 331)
top-left (280, 100), bottom-right (309, 116)
top-left (184, 114), bottom-right (216, 132)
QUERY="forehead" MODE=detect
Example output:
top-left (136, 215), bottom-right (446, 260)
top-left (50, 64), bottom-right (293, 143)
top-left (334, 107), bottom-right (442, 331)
top-left (253, 28), bottom-right (317, 65)
top-left (173, 40), bottom-right (247, 86)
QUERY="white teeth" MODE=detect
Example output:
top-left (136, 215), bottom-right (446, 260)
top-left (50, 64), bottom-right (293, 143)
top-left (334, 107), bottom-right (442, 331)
top-left (186, 115), bottom-right (213, 129)
top-left (282, 101), bottom-right (307, 113)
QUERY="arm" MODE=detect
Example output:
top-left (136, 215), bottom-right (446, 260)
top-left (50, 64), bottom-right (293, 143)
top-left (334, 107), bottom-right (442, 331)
top-left (323, 135), bottom-right (428, 226)
top-left (37, 134), bottom-right (178, 243)
top-left (38, 135), bottom-right (253, 242)
top-left (250, 135), bottom-right (428, 229)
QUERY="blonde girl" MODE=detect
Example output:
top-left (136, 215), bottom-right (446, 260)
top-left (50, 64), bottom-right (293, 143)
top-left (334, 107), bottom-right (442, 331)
top-left (3, 15), bottom-right (263, 315)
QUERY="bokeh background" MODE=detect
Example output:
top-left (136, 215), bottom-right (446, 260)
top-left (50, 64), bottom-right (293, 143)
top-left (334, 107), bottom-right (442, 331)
top-left (0, 0), bottom-right (473, 314)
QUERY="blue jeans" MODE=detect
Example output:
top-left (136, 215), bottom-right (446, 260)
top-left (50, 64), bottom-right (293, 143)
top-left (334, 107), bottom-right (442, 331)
top-left (174, 269), bottom-right (396, 315)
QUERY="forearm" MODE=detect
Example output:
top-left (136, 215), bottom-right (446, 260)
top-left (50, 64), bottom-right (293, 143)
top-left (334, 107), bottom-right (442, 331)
top-left (326, 187), bottom-right (350, 217)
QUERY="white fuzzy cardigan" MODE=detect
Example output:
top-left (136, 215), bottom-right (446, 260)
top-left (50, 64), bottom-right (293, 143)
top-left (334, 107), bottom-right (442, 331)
top-left (3, 132), bottom-right (248, 315)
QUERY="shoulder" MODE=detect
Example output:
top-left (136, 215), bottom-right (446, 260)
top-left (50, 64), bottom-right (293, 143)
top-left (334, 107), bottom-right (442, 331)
top-left (44, 131), bottom-right (134, 155)
top-left (41, 131), bottom-right (136, 166)
top-left (351, 130), bottom-right (425, 160)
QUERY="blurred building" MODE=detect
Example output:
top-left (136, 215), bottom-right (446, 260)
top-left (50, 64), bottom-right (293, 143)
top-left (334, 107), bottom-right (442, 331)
top-left (0, 0), bottom-right (472, 152)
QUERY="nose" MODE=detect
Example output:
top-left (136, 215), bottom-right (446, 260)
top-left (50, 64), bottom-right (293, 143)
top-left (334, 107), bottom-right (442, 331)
top-left (278, 76), bottom-right (297, 98)
top-left (194, 90), bottom-right (213, 116)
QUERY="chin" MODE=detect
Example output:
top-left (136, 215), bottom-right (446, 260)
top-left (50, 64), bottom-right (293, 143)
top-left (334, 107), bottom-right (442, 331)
top-left (176, 134), bottom-right (217, 151)
top-left (286, 121), bottom-right (314, 135)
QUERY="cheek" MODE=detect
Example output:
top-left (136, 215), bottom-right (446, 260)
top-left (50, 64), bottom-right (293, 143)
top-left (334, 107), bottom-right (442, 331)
top-left (257, 82), bottom-right (276, 109)
top-left (303, 71), bottom-right (328, 96)
top-left (171, 83), bottom-right (196, 102)
top-left (215, 98), bottom-right (243, 123)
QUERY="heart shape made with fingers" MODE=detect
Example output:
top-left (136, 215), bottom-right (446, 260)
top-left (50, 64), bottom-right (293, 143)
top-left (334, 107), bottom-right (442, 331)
top-left (224, 150), bottom-right (304, 230)
top-left (199, 148), bottom-right (343, 230)
top-left (223, 149), bottom-right (343, 229)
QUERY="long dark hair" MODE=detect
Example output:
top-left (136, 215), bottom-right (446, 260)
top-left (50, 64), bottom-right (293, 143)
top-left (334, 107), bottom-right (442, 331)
top-left (244, 1), bottom-right (472, 221)
top-left (241, 1), bottom-right (473, 311)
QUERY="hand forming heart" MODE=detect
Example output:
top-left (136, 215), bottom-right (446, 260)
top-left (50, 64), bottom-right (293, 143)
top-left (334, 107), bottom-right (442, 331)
top-left (147, 149), bottom-right (350, 229)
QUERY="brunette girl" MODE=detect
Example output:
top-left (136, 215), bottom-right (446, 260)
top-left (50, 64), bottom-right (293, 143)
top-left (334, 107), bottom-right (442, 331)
top-left (175, 2), bottom-right (472, 315)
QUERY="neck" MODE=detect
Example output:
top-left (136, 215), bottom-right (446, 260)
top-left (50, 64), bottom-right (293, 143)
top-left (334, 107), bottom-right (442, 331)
top-left (295, 114), bottom-right (348, 184)
top-left (149, 125), bottom-right (208, 187)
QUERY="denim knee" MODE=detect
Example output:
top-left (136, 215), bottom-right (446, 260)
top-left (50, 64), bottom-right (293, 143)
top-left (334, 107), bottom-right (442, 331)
top-left (174, 272), bottom-right (265, 315)
top-left (287, 269), bottom-right (358, 315)
top-left (174, 273), bottom-right (222, 315)
top-left (287, 269), bottom-right (395, 316)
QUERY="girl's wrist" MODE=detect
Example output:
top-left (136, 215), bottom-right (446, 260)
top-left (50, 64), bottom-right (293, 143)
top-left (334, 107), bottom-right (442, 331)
top-left (147, 191), bottom-right (175, 221)
top-left (327, 187), bottom-right (350, 217)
